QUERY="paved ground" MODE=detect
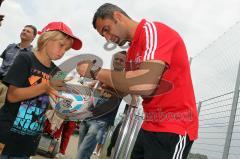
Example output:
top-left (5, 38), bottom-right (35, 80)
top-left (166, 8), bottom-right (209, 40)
top-left (32, 134), bottom-right (79, 159)
top-left (32, 134), bottom-right (110, 159)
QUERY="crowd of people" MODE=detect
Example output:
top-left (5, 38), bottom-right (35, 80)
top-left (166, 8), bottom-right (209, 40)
top-left (0, 2), bottom-right (198, 159)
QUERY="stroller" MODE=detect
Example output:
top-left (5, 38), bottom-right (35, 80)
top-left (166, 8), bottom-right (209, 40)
top-left (37, 120), bottom-right (61, 158)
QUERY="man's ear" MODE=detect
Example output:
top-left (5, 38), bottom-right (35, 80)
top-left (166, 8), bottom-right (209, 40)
top-left (113, 11), bottom-right (122, 22)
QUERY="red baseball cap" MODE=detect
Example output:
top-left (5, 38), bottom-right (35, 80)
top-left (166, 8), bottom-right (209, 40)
top-left (38, 22), bottom-right (82, 50)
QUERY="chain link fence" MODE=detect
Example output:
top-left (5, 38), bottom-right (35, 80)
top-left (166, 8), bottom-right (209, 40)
top-left (189, 22), bottom-right (240, 159)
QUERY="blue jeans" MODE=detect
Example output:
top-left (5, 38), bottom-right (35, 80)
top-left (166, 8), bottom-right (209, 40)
top-left (75, 120), bottom-right (107, 159)
top-left (97, 127), bottom-right (108, 144)
top-left (0, 155), bottom-right (29, 159)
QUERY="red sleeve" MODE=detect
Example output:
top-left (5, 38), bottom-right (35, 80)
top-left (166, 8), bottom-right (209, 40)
top-left (140, 21), bottom-right (178, 66)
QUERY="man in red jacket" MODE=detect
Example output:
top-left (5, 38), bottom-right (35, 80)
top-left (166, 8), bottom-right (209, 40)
top-left (77, 3), bottom-right (198, 159)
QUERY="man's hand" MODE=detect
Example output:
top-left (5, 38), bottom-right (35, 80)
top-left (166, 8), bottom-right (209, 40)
top-left (45, 76), bottom-right (74, 95)
top-left (83, 80), bottom-right (98, 88)
top-left (48, 79), bottom-right (66, 91)
top-left (46, 79), bottom-right (71, 108)
top-left (76, 60), bottom-right (94, 78)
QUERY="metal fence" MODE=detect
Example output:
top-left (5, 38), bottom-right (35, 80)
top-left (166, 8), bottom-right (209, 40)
top-left (191, 90), bottom-right (240, 159)
top-left (190, 21), bottom-right (240, 159)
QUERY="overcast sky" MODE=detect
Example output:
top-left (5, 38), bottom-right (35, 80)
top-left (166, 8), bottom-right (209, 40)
top-left (0, 0), bottom-right (240, 67)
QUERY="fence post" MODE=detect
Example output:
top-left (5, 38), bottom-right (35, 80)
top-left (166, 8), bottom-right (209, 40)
top-left (123, 111), bottom-right (143, 159)
top-left (112, 105), bottom-right (136, 159)
top-left (189, 57), bottom-right (193, 66)
top-left (222, 61), bottom-right (240, 159)
top-left (197, 101), bottom-right (202, 116)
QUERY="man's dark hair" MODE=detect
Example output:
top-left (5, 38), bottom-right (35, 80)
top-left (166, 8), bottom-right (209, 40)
top-left (113, 51), bottom-right (127, 59)
top-left (25, 25), bottom-right (37, 36)
top-left (92, 3), bottom-right (131, 29)
top-left (118, 50), bottom-right (127, 55)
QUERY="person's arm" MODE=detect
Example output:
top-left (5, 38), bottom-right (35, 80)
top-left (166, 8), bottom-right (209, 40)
top-left (7, 77), bottom-right (66, 103)
top-left (0, 44), bottom-right (11, 59)
top-left (95, 60), bottom-right (165, 96)
top-left (7, 83), bottom-right (49, 103)
top-left (4, 53), bottom-right (65, 103)
top-left (77, 60), bottom-right (165, 96)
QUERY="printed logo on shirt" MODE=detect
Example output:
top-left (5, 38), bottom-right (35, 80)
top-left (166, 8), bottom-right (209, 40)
top-left (28, 68), bottom-right (50, 85)
top-left (11, 95), bottom-right (49, 136)
top-left (10, 68), bottom-right (50, 136)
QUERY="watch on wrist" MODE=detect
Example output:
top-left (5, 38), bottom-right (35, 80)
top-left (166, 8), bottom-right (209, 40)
top-left (90, 67), bottom-right (101, 80)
